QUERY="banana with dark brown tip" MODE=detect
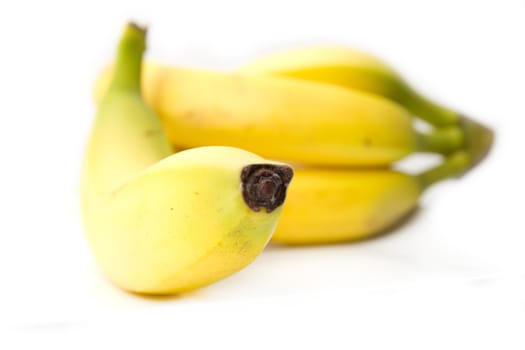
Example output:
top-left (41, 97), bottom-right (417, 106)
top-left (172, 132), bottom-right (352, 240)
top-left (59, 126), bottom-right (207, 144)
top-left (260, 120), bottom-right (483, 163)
top-left (81, 22), bottom-right (293, 295)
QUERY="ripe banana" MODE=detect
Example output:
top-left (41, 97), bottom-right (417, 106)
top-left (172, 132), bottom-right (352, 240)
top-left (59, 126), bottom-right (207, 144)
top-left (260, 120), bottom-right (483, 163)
top-left (239, 45), bottom-right (461, 127)
top-left (93, 63), bottom-right (465, 167)
top-left (81, 23), bottom-right (293, 295)
top-left (272, 151), bottom-right (471, 244)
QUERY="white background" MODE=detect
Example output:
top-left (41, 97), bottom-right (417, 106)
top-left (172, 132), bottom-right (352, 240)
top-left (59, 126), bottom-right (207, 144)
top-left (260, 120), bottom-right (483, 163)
top-left (1, 0), bottom-right (524, 348)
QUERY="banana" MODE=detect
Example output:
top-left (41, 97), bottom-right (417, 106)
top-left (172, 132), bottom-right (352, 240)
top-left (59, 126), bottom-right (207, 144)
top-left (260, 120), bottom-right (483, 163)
top-left (240, 45), bottom-right (495, 171)
top-left (81, 23), bottom-right (293, 295)
top-left (239, 46), bottom-right (461, 127)
top-left (272, 151), bottom-right (471, 244)
top-left (93, 63), bottom-right (465, 167)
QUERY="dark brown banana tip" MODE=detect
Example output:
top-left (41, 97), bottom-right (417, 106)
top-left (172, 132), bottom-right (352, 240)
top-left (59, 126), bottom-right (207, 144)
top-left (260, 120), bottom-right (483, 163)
top-left (241, 164), bottom-right (294, 213)
top-left (128, 21), bottom-right (148, 35)
top-left (459, 115), bottom-right (495, 174)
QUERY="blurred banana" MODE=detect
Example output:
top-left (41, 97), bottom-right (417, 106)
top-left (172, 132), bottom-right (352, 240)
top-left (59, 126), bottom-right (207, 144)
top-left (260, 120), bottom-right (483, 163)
top-left (240, 45), bottom-right (461, 127)
top-left (93, 63), bottom-right (464, 167)
top-left (273, 151), bottom-right (471, 244)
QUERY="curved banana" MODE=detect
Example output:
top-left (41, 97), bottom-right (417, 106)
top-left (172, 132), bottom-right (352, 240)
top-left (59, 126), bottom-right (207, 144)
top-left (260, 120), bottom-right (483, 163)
top-left (82, 23), bottom-right (293, 295)
top-left (93, 63), bottom-right (464, 167)
top-left (239, 46), bottom-right (461, 127)
top-left (273, 151), bottom-right (470, 244)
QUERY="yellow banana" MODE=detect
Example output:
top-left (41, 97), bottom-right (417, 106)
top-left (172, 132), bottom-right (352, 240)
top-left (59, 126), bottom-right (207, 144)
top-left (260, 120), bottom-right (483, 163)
top-left (273, 151), bottom-right (471, 245)
top-left (237, 46), bottom-right (493, 244)
top-left (93, 63), bottom-right (465, 167)
top-left (239, 46), bottom-right (461, 127)
top-left (81, 23), bottom-right (293, 295)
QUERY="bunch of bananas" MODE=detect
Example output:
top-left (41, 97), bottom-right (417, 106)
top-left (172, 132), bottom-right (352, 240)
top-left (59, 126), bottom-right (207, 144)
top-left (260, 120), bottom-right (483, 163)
top-left (81, 22), bottom-right (493, 295)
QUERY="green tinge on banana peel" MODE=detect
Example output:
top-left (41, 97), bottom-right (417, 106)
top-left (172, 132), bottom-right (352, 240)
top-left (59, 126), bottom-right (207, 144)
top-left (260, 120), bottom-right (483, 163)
top-left (81, 22), bottom-right (293, 295)
top-left (239, 46), bottom-right (462, 127)
top-left (239, 45), bottom-right (495, 169)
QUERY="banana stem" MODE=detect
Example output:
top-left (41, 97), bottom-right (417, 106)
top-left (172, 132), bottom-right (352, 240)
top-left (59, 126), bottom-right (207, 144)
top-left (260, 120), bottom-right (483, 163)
top-left (108, 22), bottom-right (147, 93)
top-left (458, 115), bottom-right (495, 173)
top-left (416, 126), bottom-right (464, 155)
top-left (416, 151), bottom-right (471, 191)
top-left (395, 82), bottom-right (461, 127)
top-left (414, 116), bottom-right (493, 190)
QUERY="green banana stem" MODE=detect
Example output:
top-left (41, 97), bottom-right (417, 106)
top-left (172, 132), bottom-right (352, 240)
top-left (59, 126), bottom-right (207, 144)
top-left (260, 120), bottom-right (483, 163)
top-left (417, 126), bottom-right (464, 155)
top-left (458, 115), bottom-right (495, 172)
top-left (410, 115), bottom-right (493, 190)
top-left (393, 79), bottom-right (494, 163)
top-left (416, 115), bottom-right (494, 171)
top-left (396, 81), bottom-right (494, 167)
top-left (109, 22), bottom-right (147, 92)
top-left (385, 75), bottom-right (461, 127)
top-left (84, 21), bottom-right (172, 198)
top-left (416, 151), bottom-right (471, 191)
top-left (400, 85), bottom-right (461, 127)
